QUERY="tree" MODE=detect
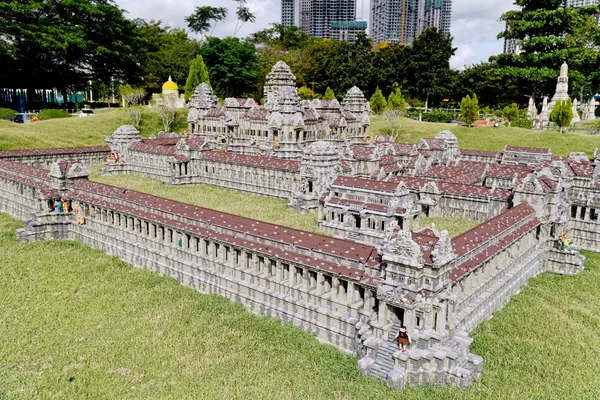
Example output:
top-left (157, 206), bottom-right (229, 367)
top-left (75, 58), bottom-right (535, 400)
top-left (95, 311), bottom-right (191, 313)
top-left (233, 0), bottom-right (256, 37)
top-left (133, 20), bottom-right (201, 92)
top-left (184, 55), bottom-right (211, 101)
top-left (407, 28), bottom-right (457, 110)
top-left (152, 94), bottom-right (178, 132)
top-left (461, 94), bottom-right (479, 127)
top-left (495, 0), bottom-right (600, 100)
top-left (502, 103), bottom-right (519, 126)
top-left (382, 109), bottom-right (404, 139)
top-left (370, 87), bottom-right (387, 114)
top-left (200, 37), bottom-right (261, 98)
top-left (119, 85), bottom-right (146, 126)
top-left (323, 87), bottom-right (336, 100)
top-left (387, 83), bottom-right (406, 111)
top-left (550, 99), bottom-right (573, 134)
top-left (185, 6), bottom-right (228, 37)
top-left (0, 0), bottom-right (140, 101)
top-left (298, 86), bottom-right (318, 100)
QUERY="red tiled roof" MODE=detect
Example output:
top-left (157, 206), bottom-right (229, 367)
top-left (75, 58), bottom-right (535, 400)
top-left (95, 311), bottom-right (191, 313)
top-left (505, 146), bottom-right (550, 154)
top-left (202, 151), bottom-right (300, 172)
top-left (333, 176), bottom-right (400, 192)
top-left (459, 149), bottom-right (501, 159)
top-left (393, 143), bottom-right (417, 155)
top-left (450, 217), bottom-right (539, 281)
top-left (451, 203), bottom-right (537, 258)
top-left (352, 145), bottom-right (374, 160)
top-left (411, 228), bottom-right (439, 264)
top-left (0, 146), bottom-right (109, 158)
top-left (421, 139), bottom-right (445, 150)
top-left (487, 164), bottom-right (532, 179)
top-left (130, 142), bottom-right (176, 155)
top-left (70, 179), bottom-right (381, 267)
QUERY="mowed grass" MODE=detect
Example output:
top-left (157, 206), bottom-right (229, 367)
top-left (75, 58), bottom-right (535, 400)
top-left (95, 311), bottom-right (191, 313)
top-left (1, 212), bottom-right (600, 399)
top-left (89, 167), bottom-right (319, 233)
top-left (371, 116), bottom-right (600, 157)
top-left (0, 108), bottom-right (188, 151)
top-left (415, 216), bottom-right (480, 238)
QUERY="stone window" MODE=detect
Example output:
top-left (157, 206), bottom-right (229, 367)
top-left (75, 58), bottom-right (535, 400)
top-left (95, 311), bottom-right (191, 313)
top-left (308, 270), bottom-right (317, 288)
top-left (282, 263), bottom-right (290, 281)
top-left (368, 218), bottom-right (376, 230)
top-left (168, 229), bottom-right (173, 243)
top-left (416, 315), bottom-right (422, 328)
top-left (571, 205), bottom-right (578, 218)
top-left (381, 221), bottom-right (385, 231)
top-left (245, 252), bottom-right (252, 269)
top-left (268, 260), bottom-right (276, 276)
top-left (323, 275), bottom-right (332, 292)
top-left (580, 206), bottom-right (587, 220)
top-left (330, 211), bottom-right (335, 221)
top-left (214, 243), bottom-right (220, 258)
top-left (257, 256), bottom-right (265, 273)
top-left (591, 209), bottom-right (599, 221)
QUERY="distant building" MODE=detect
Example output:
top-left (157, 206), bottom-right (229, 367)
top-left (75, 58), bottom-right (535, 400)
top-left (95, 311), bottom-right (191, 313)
top-left (281, 0), bottom-right (366, 40)
top-left (370, 0), bottom-right (451, 46)
top-left (330, 21), bottom-right (368, 43)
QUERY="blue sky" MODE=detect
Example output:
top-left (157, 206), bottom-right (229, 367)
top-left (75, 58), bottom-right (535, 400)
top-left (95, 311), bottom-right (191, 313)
top-left (115, 0), bottom-right (517, 69)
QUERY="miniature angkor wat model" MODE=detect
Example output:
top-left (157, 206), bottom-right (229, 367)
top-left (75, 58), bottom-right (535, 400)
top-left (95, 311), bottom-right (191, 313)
top-left (0, 61), bottom-right (598, 389)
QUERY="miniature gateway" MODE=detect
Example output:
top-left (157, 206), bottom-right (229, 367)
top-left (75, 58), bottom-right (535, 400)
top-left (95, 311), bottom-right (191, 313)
top-left (0, 62), bottom-right (598, 389)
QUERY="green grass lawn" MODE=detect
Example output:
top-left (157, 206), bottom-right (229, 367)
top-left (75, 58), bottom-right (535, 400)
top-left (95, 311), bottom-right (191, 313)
top-left (415, 216), bottom-right (480, 238)
top-left (1, 213), bottom-right (600, 399)
top-left (0, 108), bottom-right (188, 151)
top-left (2, 108), bottom-right (600, 399)
top-left (89, 167), bottom-right (319, 234)
top-left (371, 116), bottom-right (600, 157)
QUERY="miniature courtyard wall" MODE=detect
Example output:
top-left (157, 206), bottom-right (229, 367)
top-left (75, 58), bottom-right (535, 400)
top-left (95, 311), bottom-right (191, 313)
top-left (0, 155), bottom-right (589, 389)
top-left (0, 146), bottom-right (109, 168)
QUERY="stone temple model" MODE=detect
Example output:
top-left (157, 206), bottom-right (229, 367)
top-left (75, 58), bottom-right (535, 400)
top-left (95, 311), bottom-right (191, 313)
top-left (0, 61), bottom-right (599, 389)
top-left (536, 62), bottom-right (597, 127)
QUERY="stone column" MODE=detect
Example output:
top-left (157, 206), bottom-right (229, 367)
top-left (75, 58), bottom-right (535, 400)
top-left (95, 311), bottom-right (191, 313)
top-left (332, 277), bottom-right (340, 301)
top-left (378, 302), bottom-right (388, 326)
top-left (315, 272), bottom-right (324, 295)
top-left (347, 281), bottom-right (355, 304)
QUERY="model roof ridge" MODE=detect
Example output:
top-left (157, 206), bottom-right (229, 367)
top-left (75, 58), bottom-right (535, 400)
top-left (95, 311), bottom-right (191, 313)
top-left (71, 178), bottom-right (380, 264)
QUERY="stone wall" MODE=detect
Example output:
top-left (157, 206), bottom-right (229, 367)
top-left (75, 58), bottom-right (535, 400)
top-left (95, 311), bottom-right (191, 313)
top-left (0, 146), bottom-right (109, 169)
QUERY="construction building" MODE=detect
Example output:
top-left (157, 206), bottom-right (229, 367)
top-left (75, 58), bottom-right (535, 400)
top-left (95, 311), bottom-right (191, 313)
top-left (370, 0), bottom-right (452, 46)
top-left (281, 0), bottom-right (364, 39)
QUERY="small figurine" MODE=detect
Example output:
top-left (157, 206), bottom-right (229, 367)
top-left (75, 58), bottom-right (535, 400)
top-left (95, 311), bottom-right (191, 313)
top-left (363, 134), bottom-right (367, 142)
top-left (183, 130), bottom-right (189, 139)
top-left (228, 134), bottom-right (233, 144)
top-left (73, 202), bottom-right (80, 215)
top-left (61, 198), bottom-right (70, 214)
top-left (114, 153), bottom-right (120, 163)
top-left (393, 326), bottom-right (411, 353)
top-left (54, 200), bottom-right (63, 214)
top-left (274, 139), bottom-right (280, 149)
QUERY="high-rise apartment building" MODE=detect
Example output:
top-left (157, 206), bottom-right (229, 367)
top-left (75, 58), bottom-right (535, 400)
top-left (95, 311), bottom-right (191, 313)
top-left (369, 0), bottom-right (452, 46)
top-left (281, 0), bottom-right (362, 40)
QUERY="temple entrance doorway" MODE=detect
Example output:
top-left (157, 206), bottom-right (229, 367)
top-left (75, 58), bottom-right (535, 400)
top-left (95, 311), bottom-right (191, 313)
top-left (390, 306), bottom-right (405, 327)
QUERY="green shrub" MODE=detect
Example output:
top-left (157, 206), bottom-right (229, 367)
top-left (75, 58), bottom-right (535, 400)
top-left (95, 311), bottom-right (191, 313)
top-left (0, 108), bottom-right (17, 121)
top-left (421, 110), bottom-right (453, 123)
top-left (36, 109), bottom-right (71, 120)
top-left (512, 118), bottom-right (533, 129)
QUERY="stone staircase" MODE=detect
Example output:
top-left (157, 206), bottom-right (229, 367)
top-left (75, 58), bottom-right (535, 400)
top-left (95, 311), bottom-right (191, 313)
top-left (362, 322), bottom-right (483, 388)
top-left (369, 321), bottom-right (402, 380)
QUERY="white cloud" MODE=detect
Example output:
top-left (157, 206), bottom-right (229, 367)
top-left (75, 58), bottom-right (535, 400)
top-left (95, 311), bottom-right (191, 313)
top-left (115, 0), bottom-right (517, 68)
